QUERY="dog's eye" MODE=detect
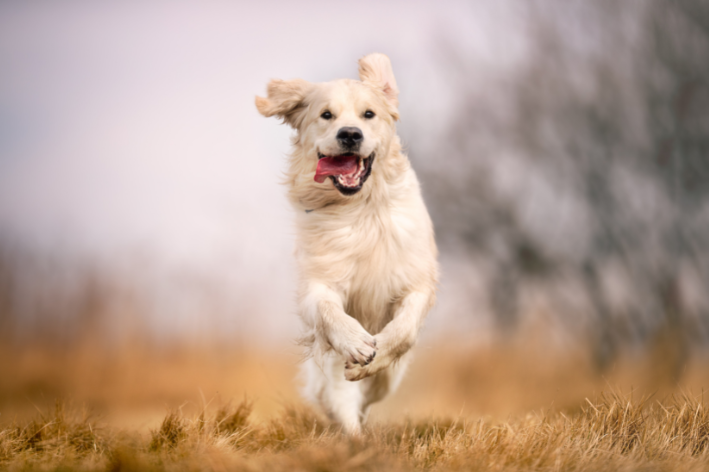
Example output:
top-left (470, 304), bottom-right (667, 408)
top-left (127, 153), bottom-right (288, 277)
top-left (364, 110), bottom-right (375, 119)
top-left (321, 111), bottom-right (333, 120)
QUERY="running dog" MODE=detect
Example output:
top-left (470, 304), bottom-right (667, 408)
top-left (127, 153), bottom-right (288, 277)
top-left (255, 53), bottom-right (438, 434)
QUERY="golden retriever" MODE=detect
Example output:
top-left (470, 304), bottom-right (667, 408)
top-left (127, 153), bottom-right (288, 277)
top-left (255, 53), bottom-right (438, 434)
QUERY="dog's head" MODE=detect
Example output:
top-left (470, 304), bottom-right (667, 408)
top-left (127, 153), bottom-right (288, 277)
top-left (256, 53), bottom-right (400, 198)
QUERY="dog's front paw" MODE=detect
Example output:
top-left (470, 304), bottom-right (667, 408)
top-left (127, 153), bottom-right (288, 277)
top-left (327, 316), bottom-right (377, 367)
top-left (344, 360), bottom-right (369, 381)
top-left (344, 353), bottom-right (385, 381)
top-left (344, 332), bottom-right (401, 381)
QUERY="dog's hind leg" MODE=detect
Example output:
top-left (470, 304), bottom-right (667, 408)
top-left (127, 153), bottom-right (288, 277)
top-left (359, 350), bottom-right (413, 424)
top-left (301, 352), bottom-right (364, 434)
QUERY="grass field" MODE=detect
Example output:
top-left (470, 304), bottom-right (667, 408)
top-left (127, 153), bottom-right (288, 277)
top-left (2, 337), bottom-right (709, 471)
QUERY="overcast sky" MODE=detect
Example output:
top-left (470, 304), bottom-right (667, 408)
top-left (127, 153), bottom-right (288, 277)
top-left (0, 1), bottom-right (528, 339)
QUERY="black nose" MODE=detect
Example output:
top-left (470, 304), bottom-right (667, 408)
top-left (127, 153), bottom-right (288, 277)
top-left (336, 127), bottom-right (363, 149)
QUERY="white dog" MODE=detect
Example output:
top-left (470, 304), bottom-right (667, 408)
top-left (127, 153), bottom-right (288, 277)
top-left (255, 53), bottom-right (438, 434)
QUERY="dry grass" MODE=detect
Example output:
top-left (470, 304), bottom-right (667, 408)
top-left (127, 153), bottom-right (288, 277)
top-left (0, 341), bottom-right (708, 471)
top-left (4, 393), bottom-right (709, 471)
top-left (2, 335), bottom-right (709, 470)
top-left (4, 248), bottom-right (708, 469)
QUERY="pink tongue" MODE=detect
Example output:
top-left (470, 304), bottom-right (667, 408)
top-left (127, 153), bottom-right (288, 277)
top-left (314, 156), bottom-right (358, 183)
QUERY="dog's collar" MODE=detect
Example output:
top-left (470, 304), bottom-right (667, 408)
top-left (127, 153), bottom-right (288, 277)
top-left (303, 201), bottom-right (335, 214)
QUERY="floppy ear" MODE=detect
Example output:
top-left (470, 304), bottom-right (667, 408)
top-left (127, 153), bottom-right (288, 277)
top-left (358, 53), bottom-right (399, 120)
top-left (255, 78), bottom-right (312, 128)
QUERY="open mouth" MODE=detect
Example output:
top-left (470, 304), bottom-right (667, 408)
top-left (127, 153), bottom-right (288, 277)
top-left (315, 152), bottom-right (374, 196)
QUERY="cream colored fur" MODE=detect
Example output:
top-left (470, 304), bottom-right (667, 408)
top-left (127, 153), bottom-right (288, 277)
top-left (255, 53), bottom-right (438, 434)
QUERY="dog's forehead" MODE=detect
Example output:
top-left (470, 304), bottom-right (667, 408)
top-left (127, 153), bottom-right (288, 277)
top-left (315, 79), bottom-right (379, 110)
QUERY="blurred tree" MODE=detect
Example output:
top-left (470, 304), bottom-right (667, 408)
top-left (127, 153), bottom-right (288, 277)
top-left (416, 0), bottom-right (709, 373)
top-left (0, 245), bottom-right (14, 344)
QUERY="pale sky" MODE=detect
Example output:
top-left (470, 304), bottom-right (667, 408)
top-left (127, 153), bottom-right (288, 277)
top-left (0, 1), bottom-right (528, 339)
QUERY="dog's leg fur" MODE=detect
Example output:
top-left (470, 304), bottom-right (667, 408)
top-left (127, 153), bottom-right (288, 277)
top-left (302, 344), bottom-right (413, 434)
top-left (359, 350), bottom-right (412, 418)
top-left (299, 283), bottom-right (429, 433)
top-left (301, 354), bottom-right (365, 434)
top-left (301, 282), bottom-right (377, 367)
top-left (345, 290), bottom-right (434, 381)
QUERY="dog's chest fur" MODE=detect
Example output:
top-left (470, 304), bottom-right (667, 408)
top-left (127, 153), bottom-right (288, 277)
top-left (295, 169), bottom-right (433, 334)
